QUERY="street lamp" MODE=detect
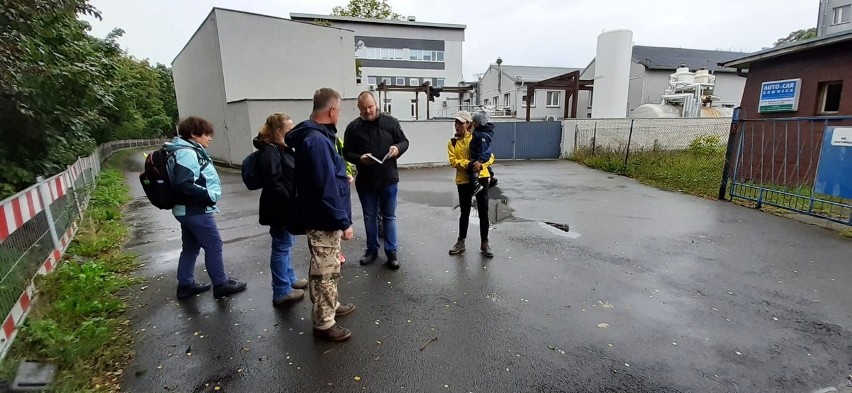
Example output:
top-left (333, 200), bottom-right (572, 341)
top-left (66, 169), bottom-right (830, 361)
top-left (496, 57), bottom-right (503, 93)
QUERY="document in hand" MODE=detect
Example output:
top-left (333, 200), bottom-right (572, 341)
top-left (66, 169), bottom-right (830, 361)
top-left (366, 151), bottom-right (393, 164)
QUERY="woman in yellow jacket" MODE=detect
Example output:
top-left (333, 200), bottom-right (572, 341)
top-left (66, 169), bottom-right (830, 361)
top-left (447, 111), bottom-right (495, 258)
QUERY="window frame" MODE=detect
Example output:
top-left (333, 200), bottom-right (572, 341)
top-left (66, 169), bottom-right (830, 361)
top-left (409, 78), bottom-right (419, 86)
top-left (546, 91), bottom-right (561, 107)
top-left (817, 81), bottom-right (843, 114)
top-left (395, 77), bottom-right (405, 86)
top-left (833, 5), bottom-right (851, 25)
top-left (522, 93), bottom-right (536, 108)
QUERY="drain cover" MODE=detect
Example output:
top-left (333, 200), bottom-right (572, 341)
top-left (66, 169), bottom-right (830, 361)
top-left (11, 361), bottom-right (56, 391)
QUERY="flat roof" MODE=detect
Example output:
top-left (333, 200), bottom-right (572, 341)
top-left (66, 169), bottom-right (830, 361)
top-left (290, 13), bottom-right (466, 30)
top-left (720, 30), bottom-right (852, 69)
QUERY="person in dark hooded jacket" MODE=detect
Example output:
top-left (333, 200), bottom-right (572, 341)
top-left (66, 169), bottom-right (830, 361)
top-left (253, 112), bottom-right (308, 307)
top-left (284, 88), bottom-right (356, 342)
top-left (468, 110), bottom-right (496, 196)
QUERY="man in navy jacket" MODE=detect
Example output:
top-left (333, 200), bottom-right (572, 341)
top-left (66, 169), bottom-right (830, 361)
top-left (285, 88), bottom-right (356, 341)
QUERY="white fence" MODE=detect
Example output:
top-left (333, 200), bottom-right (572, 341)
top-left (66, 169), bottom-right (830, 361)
top-left (562, 118), bottom-right (732, 157)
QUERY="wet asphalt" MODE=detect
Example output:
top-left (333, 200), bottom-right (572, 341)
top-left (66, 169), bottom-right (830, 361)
top-left (118, 152), bottom-right (852, 393)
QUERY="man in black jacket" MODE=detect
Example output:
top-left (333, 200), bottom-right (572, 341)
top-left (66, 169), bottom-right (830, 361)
top-left (343, 91), bottom-right (409, 271)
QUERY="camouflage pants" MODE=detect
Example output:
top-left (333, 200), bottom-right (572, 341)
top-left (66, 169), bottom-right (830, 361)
top-left (307, 229), bottom-right (342, 330)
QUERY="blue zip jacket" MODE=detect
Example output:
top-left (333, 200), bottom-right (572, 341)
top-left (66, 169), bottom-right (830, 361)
top-left (470, 122), bottom-right (495, 164)
top-left (164, 137), bottom-right (221, 216)
top-left (285, 120), bottom-right (352, 231)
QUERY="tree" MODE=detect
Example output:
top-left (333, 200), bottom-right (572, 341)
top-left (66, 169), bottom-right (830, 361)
top-left (772, 28), bottom-right (817, 48)
top-left (332, 0), bottom-right (403, 20)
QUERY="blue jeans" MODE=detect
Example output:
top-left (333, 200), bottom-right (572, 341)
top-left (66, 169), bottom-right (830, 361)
top-left (357, 182), bottom-right (398, 256)
top-left (269, 225), bottom-right (298, 298)
top-left (175, 213), bottom-right (229, 287)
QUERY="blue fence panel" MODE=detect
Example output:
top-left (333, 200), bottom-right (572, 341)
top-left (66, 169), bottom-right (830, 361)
top-left (491, 121), bottom-right (562, 160)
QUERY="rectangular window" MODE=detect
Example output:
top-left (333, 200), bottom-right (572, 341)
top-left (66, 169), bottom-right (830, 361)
top-left (484, 99), bottom-right (490, 106)
top-left (380, 48), bottom-right (389, 60)
top-left (409, 49), bottom-right (419, 61)
top-left (833, 5), bottom-right (851, 24)
top-left (436, 78), bottom-right (445, 87)
top-left (436, 51), bottom-right (445, 62)
top-left (423, 51), bottom-right (432, 61)
top-left (818, 81), bottom-right (843, 113)
top-left (410, 99), bottom-right (417, 118)
top-left (366, 48), bottom-right (377, 59)
top-left (547, 91), bottom-right (561, 107)
top-left (522, 94), bottom-right (536, 107)
top-left (409, 78), bottom-right (419, 86)
top-left (503, 93), bottom-right (510, 106)
top-left (383, 98), bottom-right (392, 113)
top-left (493, 96), bottom-right (498, 106)
top-left (382, 77), bottom-right (392, 85)
top-left (368, 76), bottom-right (377, 85)
top-left (395, 77), bottom-right (405, 86)
top-left (394, 48), bottom-right (403, 60)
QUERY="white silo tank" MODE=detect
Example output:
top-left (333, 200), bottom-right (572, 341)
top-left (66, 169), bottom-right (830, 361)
top-left (591, 29), bottom-right (633, 118)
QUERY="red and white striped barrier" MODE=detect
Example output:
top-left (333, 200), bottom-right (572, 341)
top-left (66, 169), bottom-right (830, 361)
top-left (0, 222), bottom-right (77, 358)
top-left (0, 172), bottom-right (71, 244)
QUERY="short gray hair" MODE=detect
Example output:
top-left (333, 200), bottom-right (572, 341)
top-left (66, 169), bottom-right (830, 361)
top-left (471, 110), bottom-right (490, 125)
top-left (312, 87), bottom-right (342, 112)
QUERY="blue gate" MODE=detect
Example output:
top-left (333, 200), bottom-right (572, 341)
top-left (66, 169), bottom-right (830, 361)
top-left (491, 121), bottom-right (562, 160)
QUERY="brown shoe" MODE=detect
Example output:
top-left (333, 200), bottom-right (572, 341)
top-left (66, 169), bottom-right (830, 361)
top-left (313, 324), bottom-right (352, 341)
top-left (336, 303), bottom-right (356, 317)
top-left (449, 239), bottom-right (465, 255)
top-left (272, 289), bottom-right (305, 307)
top-left (291, 278), bottom-right (308, 289)
top-left (480, 242), bottom-right (494, 258)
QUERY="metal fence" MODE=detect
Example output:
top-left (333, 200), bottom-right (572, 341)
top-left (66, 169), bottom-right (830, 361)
top-left (492, 121), bottom-right (563, 160)
top-left (727, 117), bottom-right (852, 225)
top-left (0, 138), bottom-right (167, 358)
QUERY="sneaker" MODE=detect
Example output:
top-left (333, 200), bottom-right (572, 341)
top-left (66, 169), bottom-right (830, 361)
top-left (359, 252), bottom-right (377, 265)
top-left (213, 279), bottom-right (247, 299)
top-left (472, 182), bottom-right (483, 196)
top-left (489, 177), bottom-right (498, 188)
top-left (291, 278), bottom-right (308, 289)
top-left (480, 242), bottom-right (495, 258)
top-left (339, 253), bottom-right (346, 265)
top-left (336, 303), bottom-right (356, 317)
top-left (272, 289), bottom-right (305, 307)
top-left (176, 282), bottom-right (211, 299)
top-left (313, 324), bottom-right (352, 341)
top-left (386, 252), bottom-right (400, 271)
top-left (449, 239), bottom-right (465, 255)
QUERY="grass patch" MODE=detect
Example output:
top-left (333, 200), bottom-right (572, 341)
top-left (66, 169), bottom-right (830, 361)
top-left (1, 165), bottom-right (141, 392)
top-left (841, 229), bottom-right (852, 239)
top-left (571, 144), bottom-right (725, 198)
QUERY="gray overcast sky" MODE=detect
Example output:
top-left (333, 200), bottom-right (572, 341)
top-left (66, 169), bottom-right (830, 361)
top-left (82, 0), bottom-right (816, 81)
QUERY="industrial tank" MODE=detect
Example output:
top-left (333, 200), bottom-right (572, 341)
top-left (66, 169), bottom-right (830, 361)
top-left (591, 29), bottom-right (633, 118)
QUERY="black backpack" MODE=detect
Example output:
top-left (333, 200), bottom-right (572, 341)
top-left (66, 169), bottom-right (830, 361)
top-left (241, 150), bottom-right (263, 190)
top-left (139, 147), bottom-right (206, 210)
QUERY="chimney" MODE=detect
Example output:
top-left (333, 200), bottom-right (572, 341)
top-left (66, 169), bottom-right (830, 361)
top-left (407, 16), bottom-right (416, 21)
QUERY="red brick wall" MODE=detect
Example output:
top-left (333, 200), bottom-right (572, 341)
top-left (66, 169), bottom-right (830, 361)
top-left (738, 40), bottom-right (852, 119)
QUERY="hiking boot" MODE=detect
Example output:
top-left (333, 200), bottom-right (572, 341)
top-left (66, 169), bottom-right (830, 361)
top-left (291, 278), bottom-right (308, 289)
top-left (480, 242), bottom-right (494, 258)
top-left (176, 282), bottom-right (211, 299)
top-left (335, 303), bottom-right (356, 317)
top-left (386, 252), bottom-right (400, 271)
top-left (449, 239), bottom-right (465, 255)
top-left (313, 324), bottom-right (352, 341)
top-left (213, 279), bottom-right (247, 299)
top-left (359, 252), bottom-right (377, 265)
top-left (489, 177), bottom-right (498, 188)
top-left (272, 289), bottom-right (305, 307)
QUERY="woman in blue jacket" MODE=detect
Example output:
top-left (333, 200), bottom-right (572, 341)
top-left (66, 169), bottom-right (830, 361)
top-left (167, 116), bottom-right (247, 300)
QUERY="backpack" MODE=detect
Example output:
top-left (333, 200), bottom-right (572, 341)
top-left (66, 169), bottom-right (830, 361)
top-left (241, 150), bottom-right (263, 190)
top-left (139, 146), bottom-right (205, 210)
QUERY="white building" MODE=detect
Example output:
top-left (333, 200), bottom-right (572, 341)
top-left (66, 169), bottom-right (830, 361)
top-left (172, 8), bottom-right (359, 165)
top-left (818, 0), bottom-right (852, 36)
top-left (476, 64), bottom-right (582, 121)
top-left (290, 13), bottom-right (466, 120)
top-left (581, 45), bottom-right (750, 117)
